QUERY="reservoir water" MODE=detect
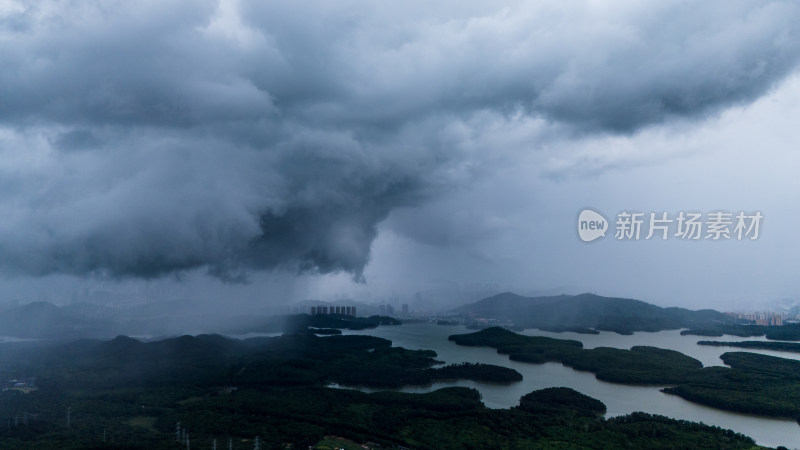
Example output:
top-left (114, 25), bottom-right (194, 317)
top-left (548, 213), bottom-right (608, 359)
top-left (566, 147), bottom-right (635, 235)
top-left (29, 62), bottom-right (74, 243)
top-left (336, 322), bottom-right (800, 449)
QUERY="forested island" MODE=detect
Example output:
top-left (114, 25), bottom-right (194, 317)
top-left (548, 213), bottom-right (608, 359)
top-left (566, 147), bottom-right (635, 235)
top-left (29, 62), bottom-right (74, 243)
top-left (0, 331), bottom-right (767, 449)
top-left (449, 326), bottom-right (702, 384)
top-left (225, 313), bottom-right (402, 335)
top-left (450, 327), bottom-right (800, 424)
top-left (698, 340), bottom-right (800, 353)
top-left (682, 324), bottom-right (800, 341)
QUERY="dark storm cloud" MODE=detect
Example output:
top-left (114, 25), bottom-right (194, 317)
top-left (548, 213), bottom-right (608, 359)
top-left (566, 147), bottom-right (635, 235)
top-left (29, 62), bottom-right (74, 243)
top-left (0, 0), bottom-right (798, 280)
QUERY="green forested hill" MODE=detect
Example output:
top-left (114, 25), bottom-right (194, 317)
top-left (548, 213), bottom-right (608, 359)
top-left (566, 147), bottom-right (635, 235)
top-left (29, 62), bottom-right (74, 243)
top-left (454, 292), bottom-right (731, 333)
top-left (0, 332), bottom-right (763, 449)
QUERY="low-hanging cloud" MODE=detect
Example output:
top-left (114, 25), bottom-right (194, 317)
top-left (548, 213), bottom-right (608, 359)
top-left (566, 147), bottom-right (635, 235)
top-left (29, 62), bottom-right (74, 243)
top-left (0, 0), bottom-right (798, 281)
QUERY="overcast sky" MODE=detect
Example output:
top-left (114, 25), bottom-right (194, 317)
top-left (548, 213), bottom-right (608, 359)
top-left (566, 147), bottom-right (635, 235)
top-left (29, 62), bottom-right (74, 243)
top-left (1, 0), bottom-right (799, 310)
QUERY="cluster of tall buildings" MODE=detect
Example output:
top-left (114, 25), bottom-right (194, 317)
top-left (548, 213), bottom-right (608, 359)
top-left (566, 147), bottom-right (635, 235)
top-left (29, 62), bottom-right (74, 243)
top-left (730, 311), bottom-right (785, 326)
top-left (309, 305), bottom-right (356, 316)
top-left (308, 302), bottom-right (412, 318)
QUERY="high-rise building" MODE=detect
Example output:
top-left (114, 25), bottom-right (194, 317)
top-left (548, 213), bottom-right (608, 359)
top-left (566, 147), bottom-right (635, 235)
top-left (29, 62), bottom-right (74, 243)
top-left (309, 305), bottom-right (357, 316)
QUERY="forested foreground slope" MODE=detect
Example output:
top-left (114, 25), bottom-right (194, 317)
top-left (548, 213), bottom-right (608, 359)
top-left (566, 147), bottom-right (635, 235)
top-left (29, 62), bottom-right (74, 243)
top-left (0, 332), bottom-right (767, 449)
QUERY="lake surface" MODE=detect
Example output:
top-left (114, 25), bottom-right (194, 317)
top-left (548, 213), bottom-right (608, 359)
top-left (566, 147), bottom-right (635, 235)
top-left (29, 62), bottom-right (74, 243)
top-left (337, 323), bottom-right (800, 449)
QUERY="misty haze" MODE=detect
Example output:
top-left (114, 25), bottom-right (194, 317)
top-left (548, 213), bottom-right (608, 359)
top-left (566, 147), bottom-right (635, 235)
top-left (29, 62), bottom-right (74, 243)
top-left (2, 0), bottom-right (800, 449)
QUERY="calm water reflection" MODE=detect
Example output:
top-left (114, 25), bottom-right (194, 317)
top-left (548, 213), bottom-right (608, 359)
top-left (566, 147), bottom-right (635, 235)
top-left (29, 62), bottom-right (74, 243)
top-left (337, 323), bottom-right (800, 449)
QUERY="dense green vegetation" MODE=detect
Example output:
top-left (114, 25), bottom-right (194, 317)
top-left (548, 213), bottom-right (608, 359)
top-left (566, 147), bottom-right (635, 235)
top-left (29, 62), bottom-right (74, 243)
top-left (537, 326), bottom-right (600, 334)
top-left (0, 388), bottom-right (755, 450)
top-left (698, 340), bottom-right (800, 353)
top-left (451, 327), bottom-right (800, 423)
top-left (454, 292), bottom-right (733, 334)
top-left (305, 314), bottom-right (401, 330)
top-left (681, 324), bottom-right (766, 338)
top-left (435, 319), bottom-right (459, 326)
top-left (0, 332), bottom-right (522, 391)
top-left (428, 362), bottom-right (522, 383)
top-left (764, 324), bottom-right (800, 341)
top-left (450, 327), bottom-right (702, 384)
top-left (682, 324), bottom-right (800, 341)
top-left (0, 381), bottom-right (759, 449)
top-left (0, 331), bottom-right (769, 448)
top-left (662, 352), bottom-right (800, 420)
top-left (517, 387), bottom-right (606, 416)
top-left (449, 325), bottom-right (584, 350)
top-left (227, 313), bottom-right (402, 335)
top-left (307, 328), bottom-right (342, 335)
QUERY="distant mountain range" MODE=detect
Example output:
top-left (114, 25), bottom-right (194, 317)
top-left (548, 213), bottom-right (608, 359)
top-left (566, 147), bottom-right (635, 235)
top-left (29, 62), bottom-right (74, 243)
top-left (452, 292), bottom-right (732, 334)
top-left (0, 301), bottom-right (116, 339)
top-left (0, 300), bottom-right (399, 340)
top-left (0, 293), bottom-right (736, 340)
